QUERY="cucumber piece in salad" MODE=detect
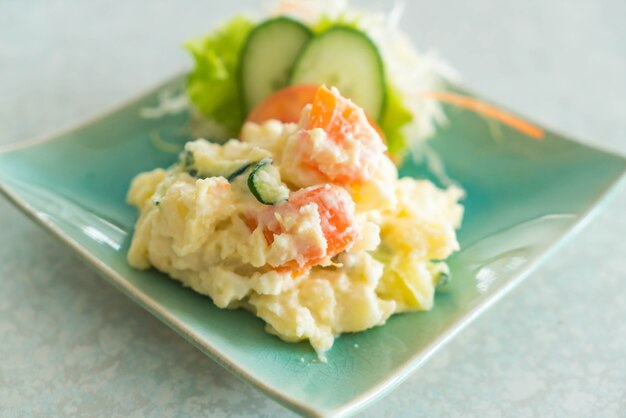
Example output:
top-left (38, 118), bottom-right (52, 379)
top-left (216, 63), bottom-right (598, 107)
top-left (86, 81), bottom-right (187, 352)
top-left (290, 27), bottom-right (387, 120)
top-left (181, 149), bottom-right (255, 181)
top-left (247, 159), bottom-right (290, 205)
top-left (239, 17), bottom-right (313, 112)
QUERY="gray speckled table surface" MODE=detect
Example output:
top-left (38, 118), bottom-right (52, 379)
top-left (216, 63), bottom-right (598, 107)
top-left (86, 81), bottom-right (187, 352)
top-left (1, 1), bottom-right (625, 417)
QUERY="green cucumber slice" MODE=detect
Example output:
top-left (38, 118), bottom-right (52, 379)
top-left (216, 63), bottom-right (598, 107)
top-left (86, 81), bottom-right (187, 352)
top-left (239, 17), bottom-right (312, 112)
top-left (289, 26), bottom-right (386, 119)
top-left (225, 161), bottom-right (256, 181)
top-left (247, 158), bottom-right (290, 205)
top-left (181, 149), bottom-right (255, 181)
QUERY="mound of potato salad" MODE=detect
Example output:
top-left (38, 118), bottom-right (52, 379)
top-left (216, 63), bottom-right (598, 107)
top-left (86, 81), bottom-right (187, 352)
top-left (128, 86), bottom-right (463, 358)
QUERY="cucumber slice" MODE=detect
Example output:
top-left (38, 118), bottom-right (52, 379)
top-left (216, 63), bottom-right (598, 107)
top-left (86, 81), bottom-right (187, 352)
top-left (239, 17), bottom-right (312, 112)
top-left (247, 158), bottom-right (289, 205)
top-left (225, 161), bottom-right (256, 181)
top-left (290, 27), bottom-right (386, 120)
top-left (181, 149), bottom-right (255, 181)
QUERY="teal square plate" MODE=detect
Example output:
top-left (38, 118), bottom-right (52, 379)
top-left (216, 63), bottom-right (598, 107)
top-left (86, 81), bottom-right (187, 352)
top-left (1, 75), bottom-right (624, 418)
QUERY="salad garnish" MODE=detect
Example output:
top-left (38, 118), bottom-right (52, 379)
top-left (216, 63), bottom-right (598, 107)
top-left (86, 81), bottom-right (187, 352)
top-left (183, 2), bottom-right (543, 164)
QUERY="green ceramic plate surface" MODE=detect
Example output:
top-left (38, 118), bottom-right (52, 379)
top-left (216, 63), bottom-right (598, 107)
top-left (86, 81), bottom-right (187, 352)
top-left (1, 75), bottom-right (624, 417)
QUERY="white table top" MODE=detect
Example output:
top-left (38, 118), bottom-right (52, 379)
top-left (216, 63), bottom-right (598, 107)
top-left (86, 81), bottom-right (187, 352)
top-left (1, 1), bottom-right (625, 416)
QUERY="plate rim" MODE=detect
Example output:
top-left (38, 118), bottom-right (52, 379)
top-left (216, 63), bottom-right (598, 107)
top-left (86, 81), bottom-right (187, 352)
top-left (1, 73), bottom-right (625, 418)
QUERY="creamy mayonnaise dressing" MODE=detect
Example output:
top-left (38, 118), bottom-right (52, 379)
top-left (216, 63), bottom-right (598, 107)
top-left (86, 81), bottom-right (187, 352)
top-left (127, 106), bottom-right (462, 359)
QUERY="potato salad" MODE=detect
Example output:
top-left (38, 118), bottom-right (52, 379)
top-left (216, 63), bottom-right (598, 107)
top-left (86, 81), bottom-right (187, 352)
top-left (127, 86), bottom-right (463, 358)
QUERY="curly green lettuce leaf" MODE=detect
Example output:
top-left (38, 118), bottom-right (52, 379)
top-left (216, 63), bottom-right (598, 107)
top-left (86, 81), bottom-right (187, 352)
top-left (185, 16), bottom-right (254, 137)
top-left (380, 84), bottom-right (413, 160)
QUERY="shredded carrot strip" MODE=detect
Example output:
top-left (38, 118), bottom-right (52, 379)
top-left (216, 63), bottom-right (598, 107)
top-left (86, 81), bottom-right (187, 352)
top-left (423, 91), bottom-right (544, 140)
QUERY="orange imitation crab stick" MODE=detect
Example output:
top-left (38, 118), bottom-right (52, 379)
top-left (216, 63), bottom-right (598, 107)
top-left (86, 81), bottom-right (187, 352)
top-left (288, 184), bottom-right (358, 261)
top-left (256, 184), bottom-right (359, 275)
top-left (307, 85), bottom-right (378, 143)
top-left (244, 84), bottom-right (385, 139)
top-left (298, 85), bottom-right (385, 185)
